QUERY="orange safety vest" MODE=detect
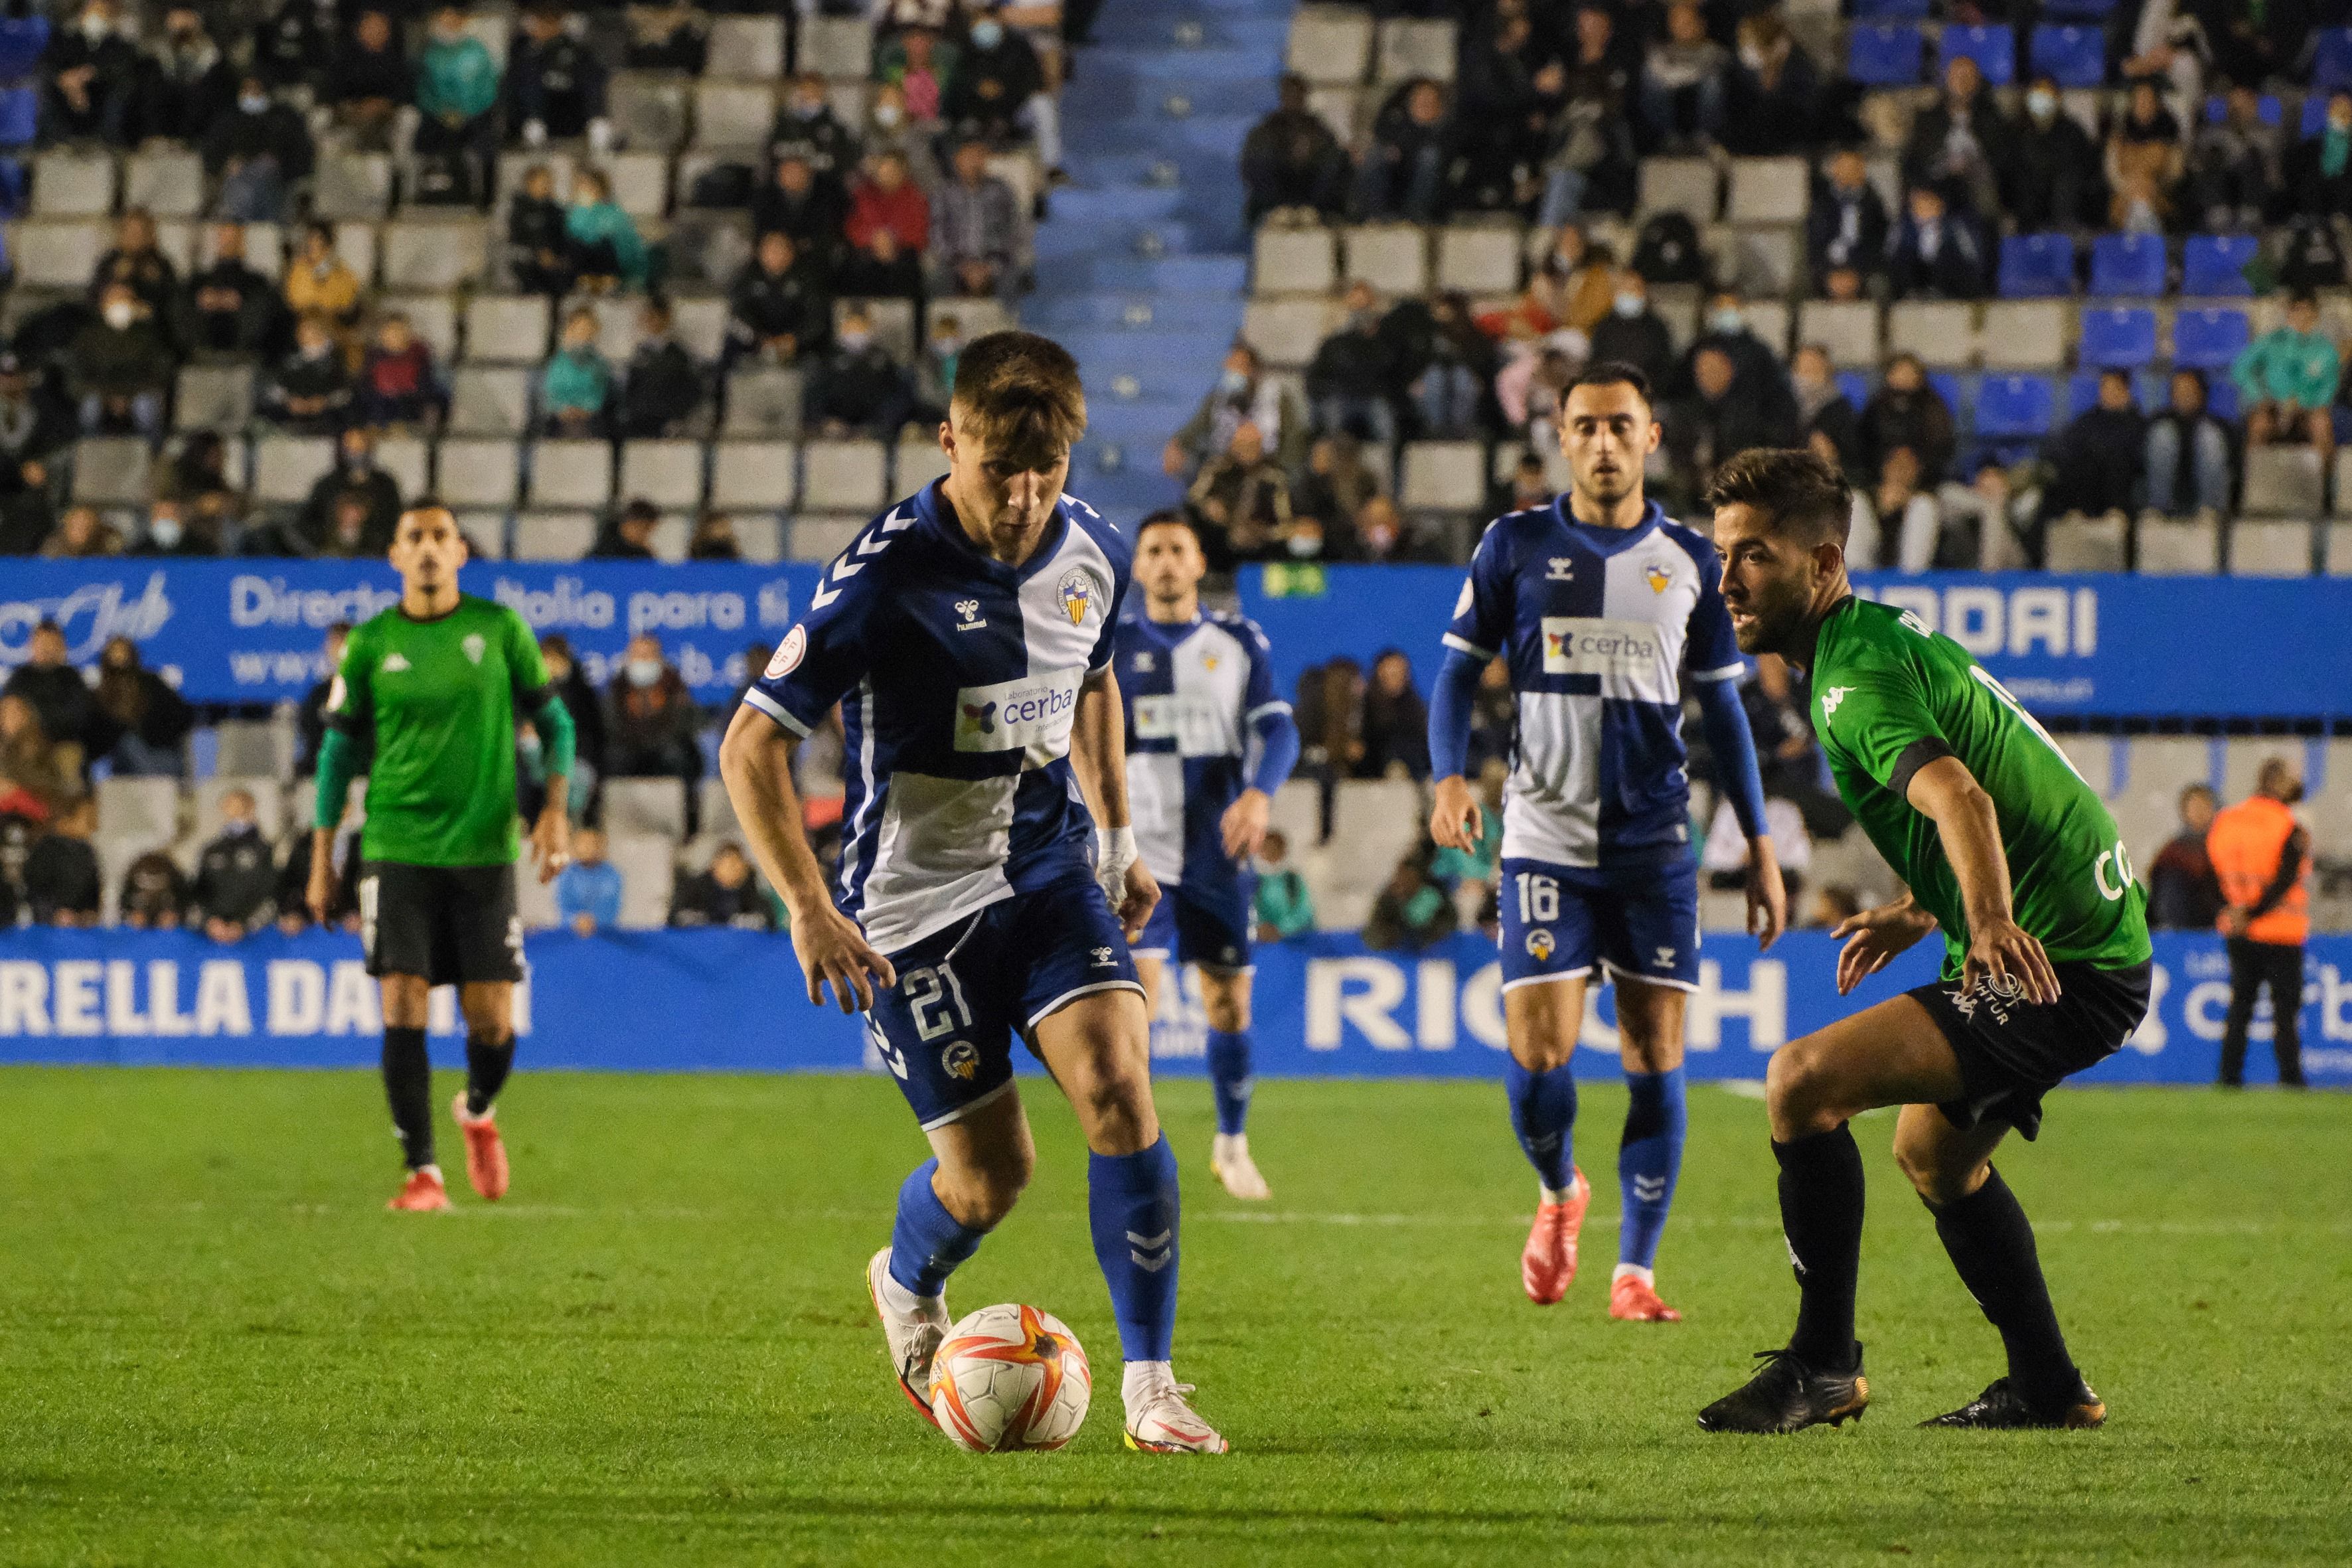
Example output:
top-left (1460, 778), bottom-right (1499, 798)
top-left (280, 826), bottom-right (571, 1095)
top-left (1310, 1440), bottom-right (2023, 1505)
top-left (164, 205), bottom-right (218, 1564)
top-left (2207, 795), bottom-right (2309, 946)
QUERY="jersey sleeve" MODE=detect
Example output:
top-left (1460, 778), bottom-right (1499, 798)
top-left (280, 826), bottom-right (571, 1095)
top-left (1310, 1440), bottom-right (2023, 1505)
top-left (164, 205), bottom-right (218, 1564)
top-left (1238, 617), bottom-right (1289, 723)
top-left (503, 607), bottom-right (552, 704)
top-left (1442, 520), bottom-right (1512, 661)
top-left (742, 544), bottom-right (886, 736)
top-left (1820, 646), bottom-right (1954, 800)
top-left (1087, 530), bottom-right (1132, 676)
top-left (1684, 547), bottom-right (1745, 684)
top-left (323, 624), bottom-right (372, 736)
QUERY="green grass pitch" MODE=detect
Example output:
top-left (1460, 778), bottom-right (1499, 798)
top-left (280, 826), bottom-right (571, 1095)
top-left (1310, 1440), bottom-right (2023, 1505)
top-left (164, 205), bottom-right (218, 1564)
top-left (1, 1067), bottom-right (2347, 1566)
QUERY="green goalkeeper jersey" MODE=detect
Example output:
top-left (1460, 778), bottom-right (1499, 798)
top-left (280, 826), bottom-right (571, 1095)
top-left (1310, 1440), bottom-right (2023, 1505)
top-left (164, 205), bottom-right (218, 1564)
top-left (325, 596), bottom-right (550, 867)
top-left (1808, 596), bottom-right (2150, 978)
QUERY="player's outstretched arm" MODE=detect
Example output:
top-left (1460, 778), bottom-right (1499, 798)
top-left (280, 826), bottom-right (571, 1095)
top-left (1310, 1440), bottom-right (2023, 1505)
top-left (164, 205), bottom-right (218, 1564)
top-left (718, 705), bottom-right (896, 1012)
top-left (1905, 755), bottom-right (2061, 1004)
top-left (1069, 666), bottom-right (1160, 941)
top-left (1425, 647), bottom-right (1484, 850)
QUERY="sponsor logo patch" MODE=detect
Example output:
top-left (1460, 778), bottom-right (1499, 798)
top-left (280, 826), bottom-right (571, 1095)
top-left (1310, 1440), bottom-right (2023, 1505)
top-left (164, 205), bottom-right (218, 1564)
top-left (1539, 617), bottom-right (1662, 678)
top-left (952, 666), bottom-right (1085, 762)
top-left (954, 598), bottom-right (986, 631)
top-left (1820, 685), bottom-right (1853, 717)
top-left (766, 625), bottom-right (807, 678)
top-left (381, 652), bottom-right (410, 672)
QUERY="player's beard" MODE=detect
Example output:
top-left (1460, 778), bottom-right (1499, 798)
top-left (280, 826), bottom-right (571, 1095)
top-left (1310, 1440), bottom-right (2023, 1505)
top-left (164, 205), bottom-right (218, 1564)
top-left (1728, 573), bottom-right (1812, 660)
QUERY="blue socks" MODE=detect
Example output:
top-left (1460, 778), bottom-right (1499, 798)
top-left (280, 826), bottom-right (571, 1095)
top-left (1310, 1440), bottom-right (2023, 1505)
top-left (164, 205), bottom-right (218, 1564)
top-left (1088, 1135), bottom-right (1181, 1361)
top-left (1204, 1028), bottom-right (1252, 1136)
top-left (1504, 1058), bottom-right (1579, 1193)
top-left (887, 1158), bottom-right (989, 1298)
top-left (1617, 1067), bottom-right (1687, 1271)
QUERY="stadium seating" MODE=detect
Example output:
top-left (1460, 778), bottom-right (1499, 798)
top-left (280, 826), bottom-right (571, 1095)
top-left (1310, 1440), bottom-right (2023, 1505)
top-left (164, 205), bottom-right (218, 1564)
top-left (2077, 307), bottom-right (2159, 368)
top-left (2088, 233), bottom-right (2166, 298)
top-left (2171, 309), bottom-right (2250, 371)
top-left (1940, 25), bottom-right (2016, 87)
top-left (1998, 234), bottom-right (2078, 299)
top-left (2030, 25), bottom-right (2107, 88)
top-left (1846, 25), bottom-right (1924, 86)
top-left (2181, 235), bottom-right (2260, 298)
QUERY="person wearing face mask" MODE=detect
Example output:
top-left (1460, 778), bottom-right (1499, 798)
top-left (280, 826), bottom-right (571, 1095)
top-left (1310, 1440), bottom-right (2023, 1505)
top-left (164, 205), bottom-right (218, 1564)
top-left (1723, 11), bottom-right (1821, 157)
top-left (202, 72), bottom-right (316, 223)
top-left (1858, 352), bottom-right (1957, 485)
top-left (1166, 343), bottom-right (1306, 479)
top-left (862, 82), bottom-right (942, 191)
top-left (2209, 757), bottom-right (2313, 1089)
top-left (1885, 183), bottom-right (1990, 301)
top-left (809, 307), bottom-right (916, 437)
top-left (1672, 289), bottom-right (1800, 440)
top-left (137, 5), bottom-right (235, 143)
top-left (945, 2), bottom-right (1058, 174)
top-left (67, 283), bottom-right (175, 439)
top-left (2104, 78), bottom-right (2184, 232)
top-left (414, 4), bottom-right (502, 206)
top-left (42, 0), bottom-right (140, 146)
top-left (327, 9), bottom-right (414, 147)
top-left (604, 633), bottom-right (703, 803)
top-left (1304, 281), bottom-right (1403, 445)
top-left (1998, 75), bottom-right (2103, 232)
top-left (127, 499), bottom-right (214, 559)
top-left (1586, 269), bottom-right (1673, 390)
top-left (2287, 90), bottom-right (2352, 220)
top-left (90, 209), bottom-right (179, 324)
top-left (1789, 344), bottom-right (1861, 479)
top-left (768, 71), bottom-right (862, 195)
top-left (1806, 150), bottom-right (1889, 291)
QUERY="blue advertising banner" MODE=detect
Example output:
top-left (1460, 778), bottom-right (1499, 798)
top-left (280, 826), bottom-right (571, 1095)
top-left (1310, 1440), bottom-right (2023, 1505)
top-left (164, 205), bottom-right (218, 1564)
top-left (1241, 567), bottom-right (2352, 720)
top-left (6, 560), bottom-right (2351, 718)
top-left (2, 928), bottom-right (2341, 1088)
top-left (0, 560), bottom-right (823, 703)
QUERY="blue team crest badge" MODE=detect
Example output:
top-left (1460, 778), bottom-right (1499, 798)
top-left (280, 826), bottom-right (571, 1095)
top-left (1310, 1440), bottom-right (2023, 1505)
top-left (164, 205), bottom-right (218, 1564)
top-left (1643, 564), bottom-right (1671, 594)
top-left (1526, 928), bottom-right (1555, 962)
top-left (462, 632), bottom-right (487, 664)
top-left (1058, 567), bottom-right (1101, 626)
top-left (941, 1040), bottom-right (980, 1081)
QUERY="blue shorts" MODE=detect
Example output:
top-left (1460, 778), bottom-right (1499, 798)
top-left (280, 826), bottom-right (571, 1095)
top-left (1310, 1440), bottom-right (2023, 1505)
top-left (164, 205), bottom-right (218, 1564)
top-left (866, 872), bottom-right (1142, 1130)
top-left (1496, 851), bottom-right (1701, 993)
top-left (1131, 876), bottom-right (1253, 973)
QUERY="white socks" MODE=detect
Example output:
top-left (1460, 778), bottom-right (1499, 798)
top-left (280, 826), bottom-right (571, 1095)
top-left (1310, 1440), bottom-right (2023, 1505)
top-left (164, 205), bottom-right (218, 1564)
top-left (1122, 1360), bottom-right (1174, 1409)
top-left (1613, 1263), bottom-right (1654, 1287)
top-left (875, 1266), bottom-right (938, 1320)
top-left (1539, 1183), bottom-right (1574, 1206)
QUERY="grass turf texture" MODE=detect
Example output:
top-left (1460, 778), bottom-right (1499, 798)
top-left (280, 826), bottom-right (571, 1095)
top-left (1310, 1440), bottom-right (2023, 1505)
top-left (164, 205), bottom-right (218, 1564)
top-left (1, 1069), bottom-right (2346, 1566)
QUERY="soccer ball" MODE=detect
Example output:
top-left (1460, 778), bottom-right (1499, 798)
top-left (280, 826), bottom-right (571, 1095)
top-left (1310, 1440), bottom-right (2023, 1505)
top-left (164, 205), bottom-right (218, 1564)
top-left (927, 1303), bottom-right (1092, 1453)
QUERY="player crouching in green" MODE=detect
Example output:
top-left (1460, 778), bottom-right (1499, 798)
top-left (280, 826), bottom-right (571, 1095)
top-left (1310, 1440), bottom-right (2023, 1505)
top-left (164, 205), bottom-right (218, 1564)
top-left (1695, 450), bottom-right (2150, 1434)
top-left (309, 505), bottom-right (576, 1211)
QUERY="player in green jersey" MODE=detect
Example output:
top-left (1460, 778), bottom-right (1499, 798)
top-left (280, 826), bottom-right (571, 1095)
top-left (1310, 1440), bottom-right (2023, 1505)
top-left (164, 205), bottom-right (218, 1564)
top-left (308, 505), bottom-right (576, 1213)
top-left (1691, 450), bottom-right (2152, 1435)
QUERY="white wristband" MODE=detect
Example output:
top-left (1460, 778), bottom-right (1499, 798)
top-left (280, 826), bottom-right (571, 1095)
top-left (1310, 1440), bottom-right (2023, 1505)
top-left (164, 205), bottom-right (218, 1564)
top-left (1096, 825), bottom-right (1137, 902)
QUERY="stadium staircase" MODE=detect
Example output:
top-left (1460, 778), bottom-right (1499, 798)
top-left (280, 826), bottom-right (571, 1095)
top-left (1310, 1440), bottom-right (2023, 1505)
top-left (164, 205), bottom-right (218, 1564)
top-left (1032, 0), bottom-right (1289, 518)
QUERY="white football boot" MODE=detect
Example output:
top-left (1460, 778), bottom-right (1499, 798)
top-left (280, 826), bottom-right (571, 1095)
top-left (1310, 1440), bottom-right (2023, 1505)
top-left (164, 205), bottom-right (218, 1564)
top-left (1209, 1133), bottom-right (1271, 1200)
top-left (865, 1247), bottom-right (950, 1427)
top-left (1122, 1362), bottom-right (1231, 1454)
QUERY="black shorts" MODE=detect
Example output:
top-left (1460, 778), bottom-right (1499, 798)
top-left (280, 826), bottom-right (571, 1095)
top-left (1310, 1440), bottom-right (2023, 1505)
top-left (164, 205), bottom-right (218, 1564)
top-left (1909, 958), bottom-right (2152, 1142)
top-left (358, 861), bottom-right (524, 986)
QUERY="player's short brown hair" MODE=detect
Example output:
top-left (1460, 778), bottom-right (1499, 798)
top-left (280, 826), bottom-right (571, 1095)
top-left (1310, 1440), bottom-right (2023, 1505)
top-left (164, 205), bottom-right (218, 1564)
top-left (1703, 447), bottom-right (1851, 548)
top-left (950, 331), bottom-right (1087, 465)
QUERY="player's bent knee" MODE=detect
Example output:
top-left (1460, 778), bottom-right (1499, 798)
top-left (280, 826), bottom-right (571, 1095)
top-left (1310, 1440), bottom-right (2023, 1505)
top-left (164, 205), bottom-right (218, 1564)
top-left (939, 1148), bottom-right (1034, 1229)
top-left (1764, 1036), bottom-right (1844, 1137)
top-left (1891, 1129), bottom-right (1984, 1206)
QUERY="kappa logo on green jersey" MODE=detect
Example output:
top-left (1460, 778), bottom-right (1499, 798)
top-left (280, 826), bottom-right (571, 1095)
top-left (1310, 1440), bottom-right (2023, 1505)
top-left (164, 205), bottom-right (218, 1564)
top-left (1821, 685), bottom-right (1853, 716)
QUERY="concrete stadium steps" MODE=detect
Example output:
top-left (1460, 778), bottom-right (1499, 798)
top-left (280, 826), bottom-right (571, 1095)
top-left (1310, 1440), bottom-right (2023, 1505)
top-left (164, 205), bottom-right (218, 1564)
top-left (1027, 2), bottom-right (1286, 514)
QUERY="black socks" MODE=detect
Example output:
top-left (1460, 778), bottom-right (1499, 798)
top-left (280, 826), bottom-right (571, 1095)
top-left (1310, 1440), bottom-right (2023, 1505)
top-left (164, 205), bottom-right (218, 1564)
top-left (465, 1033), bottom-right (515, 1118)
top-left (1774, 1123), bottom-right (1866, 1371)
top-left (382, 1025), bottom-right (434, 1170)
top-left (1925, 1166), bottom-right (2081, 1408)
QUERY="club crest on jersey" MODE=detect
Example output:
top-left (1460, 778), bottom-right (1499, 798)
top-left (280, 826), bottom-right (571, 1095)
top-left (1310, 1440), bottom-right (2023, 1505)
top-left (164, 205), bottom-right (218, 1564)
top-left (766, 625), bottom-right (806, 678)
top-left (954, 598), bottom-right (986, 631)
top-left (462, 632), bottom-right (487, 665)
top-left (1526, 928), bottom-right (1555, 961)
top-left (1545, 557), bottom-right (1575, 581)
top-left (1644, 564), bottom-right (1672, 594)
top-left (941, 1040), bottom-right (980, 1081)
top-left (1058, 567), bottom-right (1101, 626)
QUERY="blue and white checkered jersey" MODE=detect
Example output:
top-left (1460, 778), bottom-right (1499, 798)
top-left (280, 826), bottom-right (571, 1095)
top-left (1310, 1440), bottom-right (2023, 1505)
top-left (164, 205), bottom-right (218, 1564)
top-left (1113, 609), bottom-right (1289, 894)
top-left (1442, 497), bottom-right (1745, 867)
top-left (741, 479), bottom-right (1131, 953)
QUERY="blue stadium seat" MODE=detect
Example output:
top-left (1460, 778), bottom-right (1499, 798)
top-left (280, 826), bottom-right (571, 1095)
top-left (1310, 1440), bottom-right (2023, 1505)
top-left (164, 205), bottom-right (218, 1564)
top-left (2030, 25), bottom-right (2106, 88)
top-left (0, 17), bottom-right (48, 82)
top-left (2063, 370), bottom-right (2153, 417)
top-left (1998, 233), bottom-right (2076, 297)
top-left (1847, 25), bottom-right (1925, 86)
top-left (2205, 378), bottom-right (2240, 421)
top-left (2302, 94), bottom-right (2335, 139)
top-left (2173, 308), bottom-right (2250, 370)
top-left (2078, 307), bottom-right (2158, 368)
top-left (1974, 375), bottom-right (2057, 438)
top-left (1849, 0), bottom-right (1930, 15)
top-left (2315, 29), bottom-right (2352, 88)
top-left (2181, 234), bottom-right (2258, 297)
top-left (1836, 370), bottom-right (1873, 411)
top-left (2039, 0), bottom-right (2116, 16)
top-left (1927, 370), bottom-right (1970, 427)
top-left (1940, 25), bottom-right (2016, 86)
top-left (2088, 232), bottom-right (2166, 297)
top-left (0, 86), bottom-right (35, 149)
top-left (2203, 93), bottom-right (2284, 126)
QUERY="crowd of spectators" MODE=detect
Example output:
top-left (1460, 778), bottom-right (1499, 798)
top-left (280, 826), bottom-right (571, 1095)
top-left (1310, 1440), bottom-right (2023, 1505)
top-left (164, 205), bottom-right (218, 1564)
top-left (1223, 4), bottom-right (2352, 570)
top-left (0, 0), bottom-right (1062, 558)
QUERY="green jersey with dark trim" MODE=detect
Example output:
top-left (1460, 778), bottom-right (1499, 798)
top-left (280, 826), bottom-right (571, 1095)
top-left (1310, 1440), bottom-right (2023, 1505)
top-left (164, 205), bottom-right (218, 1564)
top-left (1808, 597), bottom-right (2150, 977)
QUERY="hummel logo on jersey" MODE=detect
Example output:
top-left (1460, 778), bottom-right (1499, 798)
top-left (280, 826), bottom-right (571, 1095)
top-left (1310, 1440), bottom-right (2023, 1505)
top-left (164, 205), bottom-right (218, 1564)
top-left (1089, 945), bottom-right (1117, 967)
top-left (1545, 556), bottom-right (1575, 582)
top-left (461, 633), bottom-right (486, 665)
top-left (954, 597), bottom-right (986, 631)
top-left (961, 700), bottom-right (998, 735)
top-left (1133, 651), bottom-right (1154, 672)
top-left (1822, 686), bottom-right (1854, 716)
top-left (381, 652), bottom-right (411, 672)
top-left (1654, 945), bottom-right (1677, 968)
